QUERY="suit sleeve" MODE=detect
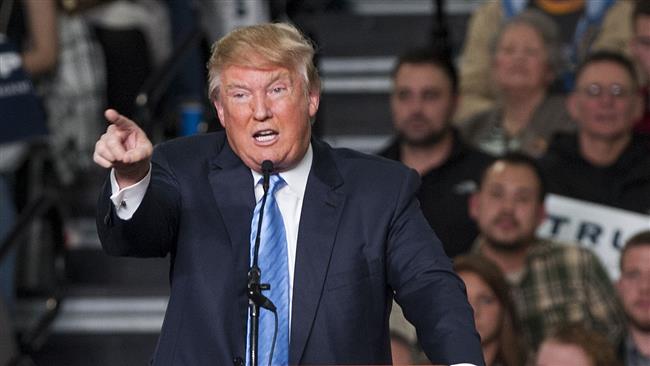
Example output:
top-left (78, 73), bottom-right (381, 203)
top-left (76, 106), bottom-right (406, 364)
top-left (386, 169), bottom-right (485, 365)
top-left (96, 146), bottom-right (181, 258)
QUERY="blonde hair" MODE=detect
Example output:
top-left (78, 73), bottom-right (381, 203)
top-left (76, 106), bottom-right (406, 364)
top-left (207, 22), bottom-right (320, 101)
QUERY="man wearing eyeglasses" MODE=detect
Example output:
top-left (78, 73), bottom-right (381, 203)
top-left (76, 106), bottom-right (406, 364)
top-left (539, 50), bottom-right (650, 215)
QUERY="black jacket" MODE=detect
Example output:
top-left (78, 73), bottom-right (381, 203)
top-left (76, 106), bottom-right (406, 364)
top-left (539, 133), bottom-right (650, 215)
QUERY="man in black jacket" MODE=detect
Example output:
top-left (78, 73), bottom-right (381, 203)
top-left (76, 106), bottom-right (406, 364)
top-left (540, 51), bottom-right (650, 215)
top-left (379, 48), bottom-right (492, 258)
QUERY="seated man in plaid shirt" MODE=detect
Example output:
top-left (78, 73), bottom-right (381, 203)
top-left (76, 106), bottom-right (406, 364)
top-left (468, 152), bottom-right (625, 351)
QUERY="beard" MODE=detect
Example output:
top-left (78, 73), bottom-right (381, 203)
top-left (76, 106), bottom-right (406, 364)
top-left (397, 114), bottom-right (450, 147)
top-left (481, 214), bottom-right (532, 252)
top-left (626, 311), bottom-right (650, 333)
top-left (483, 234), bottom-right (530, 253)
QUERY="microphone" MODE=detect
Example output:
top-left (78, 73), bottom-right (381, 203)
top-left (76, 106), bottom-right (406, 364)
top-left (248, 160), bottom-right (279, 366)
top-left (248, 160), bottom-right (276, 311)
top-left (261, 160), bottom-right (273, 193)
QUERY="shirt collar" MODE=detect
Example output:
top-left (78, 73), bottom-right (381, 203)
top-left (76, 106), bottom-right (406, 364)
top-left (251, 143), bottom-right (313, 198)
top-left (624, 334), bottom-right (650, 362)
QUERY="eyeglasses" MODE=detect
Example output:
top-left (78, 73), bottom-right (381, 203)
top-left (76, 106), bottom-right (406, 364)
top-left (577, 83), bottom-right (632, 99)
top-left (634, 36), bottom-right (650, 48)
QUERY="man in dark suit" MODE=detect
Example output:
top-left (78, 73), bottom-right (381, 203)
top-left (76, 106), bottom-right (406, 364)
top-left (93, 23), bottom-right (483, 365)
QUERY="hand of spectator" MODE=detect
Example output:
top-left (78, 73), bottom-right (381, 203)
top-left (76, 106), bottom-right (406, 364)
top-left (94, 109), bottom-right (153, 188)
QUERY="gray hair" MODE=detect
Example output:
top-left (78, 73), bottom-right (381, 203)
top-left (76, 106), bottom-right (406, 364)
top-left (490, 9), bottom-right (564, 79)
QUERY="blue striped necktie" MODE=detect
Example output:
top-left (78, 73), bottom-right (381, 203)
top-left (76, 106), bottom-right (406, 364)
top-left (248, 174), bottom-right (289, 365)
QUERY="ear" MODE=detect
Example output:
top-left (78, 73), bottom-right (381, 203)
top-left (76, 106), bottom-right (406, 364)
top-left (468, 192), bottom-right (480, 221)
top-left (566, 93), bottom-right (580, 122)
top-left (535, 202), bottom-right (546, 228)
top-left (450, 94), bottom-right (460, 118)
top-left (544, 64), bottom-right (556, 86)
top-left (308, 88), bottom-right (320, 118)
top-left (631, 90), bottom-right (644, 122)
top-left (213, 99), bottom-right (226, 129)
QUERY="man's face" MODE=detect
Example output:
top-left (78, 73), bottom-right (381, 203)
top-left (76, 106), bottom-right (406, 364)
top-left (632, 15), bottom-right (650, 78)
top-left (470, 162), bottom-right (544, 251)
top-left (618, 245), bottom-right (650, 332)
top-left (568, 61), bottom-right (641, 142)
top-left (390, 63), bottom-right (456, 146)
top-left (214, 63), bottom-right (319, 172)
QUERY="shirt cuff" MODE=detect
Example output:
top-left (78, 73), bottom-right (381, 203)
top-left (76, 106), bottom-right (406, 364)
top-left (109, 165), bottom-right (152, 220)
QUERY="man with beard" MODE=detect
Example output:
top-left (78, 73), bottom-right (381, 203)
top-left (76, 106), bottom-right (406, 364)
top-left (379, 48), bottom-right (492, 258)
top-left (469, 153), bottom-right (625, 350)
top-left (617, 231), bottom-right (650, 366)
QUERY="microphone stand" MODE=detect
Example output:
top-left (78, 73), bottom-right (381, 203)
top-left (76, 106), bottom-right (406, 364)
top-left (248, 161), bottom-right (275, 366)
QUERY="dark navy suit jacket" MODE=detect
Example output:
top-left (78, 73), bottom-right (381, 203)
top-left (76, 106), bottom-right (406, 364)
top-left (96, 131), bottom-right (484, 365)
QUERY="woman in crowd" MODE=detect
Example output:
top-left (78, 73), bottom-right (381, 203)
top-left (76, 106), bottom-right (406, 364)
top-left (454, 255), bottom-right (527, 366)
top-left (536, 323), bottom-right (621, 366)
top-left (459, 9), bottom-right (574, 158)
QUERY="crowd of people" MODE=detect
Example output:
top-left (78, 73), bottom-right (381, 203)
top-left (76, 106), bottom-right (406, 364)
top-left (386, 1), bottom-right (650, 365)
top-left (3, 0), bottom-right (650, 365)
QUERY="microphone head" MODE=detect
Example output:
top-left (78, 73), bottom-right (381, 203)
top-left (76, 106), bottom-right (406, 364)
top-left (261, 160), bottom-right (274, 175)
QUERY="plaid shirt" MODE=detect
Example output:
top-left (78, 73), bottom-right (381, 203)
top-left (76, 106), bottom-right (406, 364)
top-left (475, 238), bottom-right (626, 349)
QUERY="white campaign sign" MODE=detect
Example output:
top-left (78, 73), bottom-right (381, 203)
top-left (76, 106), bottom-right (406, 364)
top-left (537, 194), bottom-right (650, 280)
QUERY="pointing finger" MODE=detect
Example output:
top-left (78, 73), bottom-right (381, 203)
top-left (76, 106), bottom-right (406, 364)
top-left (104, 109), bottom-right (137, 129)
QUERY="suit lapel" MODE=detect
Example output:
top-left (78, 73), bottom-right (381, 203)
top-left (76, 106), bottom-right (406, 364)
top-left (289, 139), bottom-right (345, 364)
top-left (207, 138), bottom-right (255, 344)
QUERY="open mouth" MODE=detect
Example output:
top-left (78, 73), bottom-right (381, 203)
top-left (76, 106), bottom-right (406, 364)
top-left (253, 130), bottom-right (278, 143)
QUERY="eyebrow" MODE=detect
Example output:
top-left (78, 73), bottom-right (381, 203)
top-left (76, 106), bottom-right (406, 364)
top-left (266, 71), bottom-right (293, 87)
top-left (224, 71), bottom-right (293, 92)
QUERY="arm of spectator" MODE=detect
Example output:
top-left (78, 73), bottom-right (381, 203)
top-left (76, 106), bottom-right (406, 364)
top-left (455, 1), bottom-right (501, 122)
top-left (591, 0), bottom-right (633, 56)
top-left (21, 0), bottom-right (59, 76)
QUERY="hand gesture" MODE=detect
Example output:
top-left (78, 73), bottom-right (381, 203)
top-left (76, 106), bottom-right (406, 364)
top-left (94, 109), bottom-right (153, 188)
